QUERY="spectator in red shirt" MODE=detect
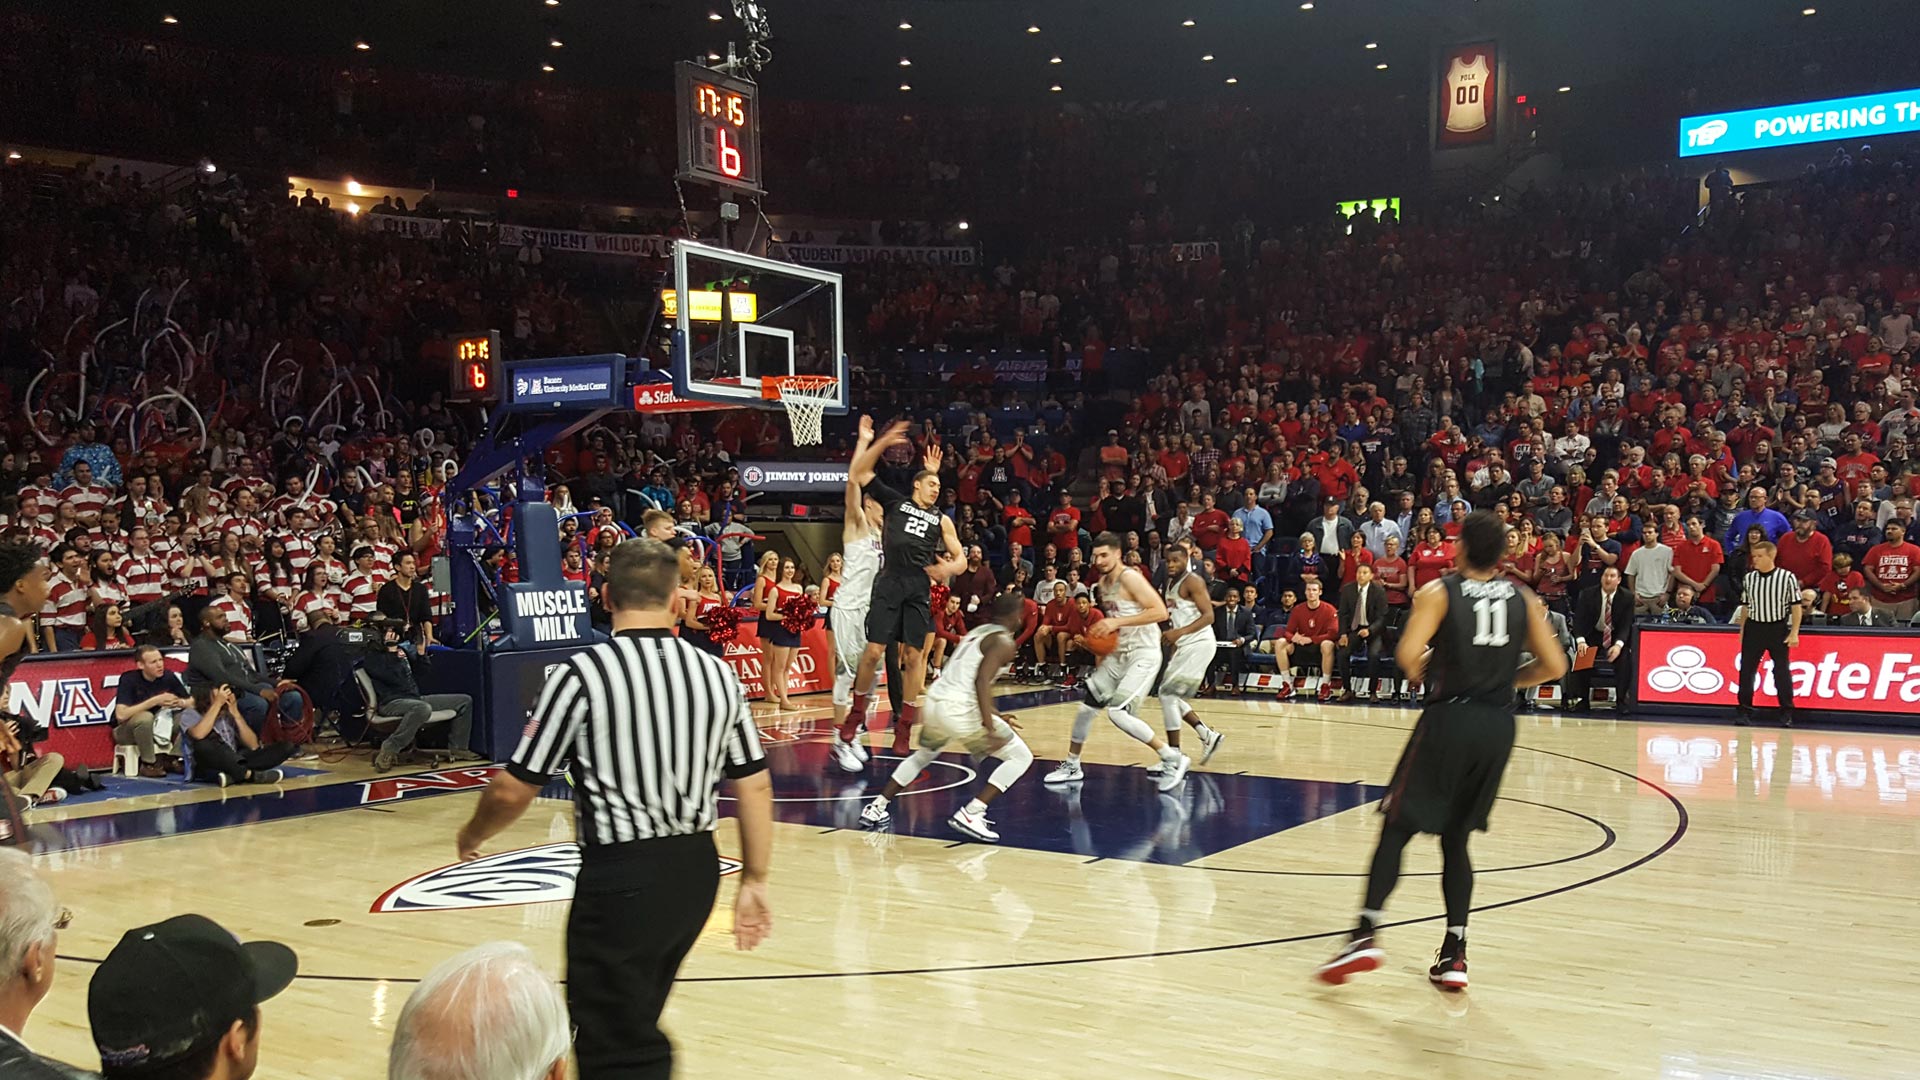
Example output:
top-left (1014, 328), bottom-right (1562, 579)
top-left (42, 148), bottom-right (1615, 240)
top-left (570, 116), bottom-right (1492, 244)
top-left (1275, 580), bottom-right (1339, 702)
top-left (1215, 519), bottom-right (1253, 583)
top-left (1047, 491), bottom-right (1082, 555)
top-left (40, 544), bottom-right (90, 652)
top-left (1034, 581), bottom-right (1077, 676)
top-left (1189, 492), bottom-right (1231, 554)
top-left (1773, 512), bottom-right (1834, 586)
top-left (1002, 490), bottom-right (1036, 550)
top-left (1816, 553), bottom-right (1865, 618)
top-left (1861, 521), bottom-right (1920, 621)
top-left (928, 593), bottom-right (967, 672)
top-left (1669, 515), bottom-right (1726, 605)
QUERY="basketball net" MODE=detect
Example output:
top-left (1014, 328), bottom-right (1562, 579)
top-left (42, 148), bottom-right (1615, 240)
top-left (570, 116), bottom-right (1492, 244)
top-left (770, 376), bottom-right (838, 446)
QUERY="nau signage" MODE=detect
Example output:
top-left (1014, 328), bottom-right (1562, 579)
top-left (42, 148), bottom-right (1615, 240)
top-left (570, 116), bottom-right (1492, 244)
top-left (497, 501), bottom-right (599, 649)
top-left (1679, 86), bottom-right (1920, 157)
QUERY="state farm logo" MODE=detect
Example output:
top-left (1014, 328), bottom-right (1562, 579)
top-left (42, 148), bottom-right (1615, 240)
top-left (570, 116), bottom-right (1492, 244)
top-left (742, 465), bottom-right (766, 487)
top-left (1646, 645), bottom-right (1724, 696)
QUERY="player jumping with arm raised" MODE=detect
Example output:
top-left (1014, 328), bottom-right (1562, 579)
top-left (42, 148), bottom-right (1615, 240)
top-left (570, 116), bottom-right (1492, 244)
top-left (829, 421), bottom-right (887, 771)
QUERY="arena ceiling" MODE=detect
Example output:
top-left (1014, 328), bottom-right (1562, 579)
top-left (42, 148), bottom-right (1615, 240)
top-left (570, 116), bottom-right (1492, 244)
top-left (21, 0), bottom-right (1912, 106)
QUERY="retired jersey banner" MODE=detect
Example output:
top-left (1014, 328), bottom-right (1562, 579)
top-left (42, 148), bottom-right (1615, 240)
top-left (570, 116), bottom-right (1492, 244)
top-left (1436, 41), bottom-right (1498, 148)
top-left (1633, 624), bottom-right (1920, 720)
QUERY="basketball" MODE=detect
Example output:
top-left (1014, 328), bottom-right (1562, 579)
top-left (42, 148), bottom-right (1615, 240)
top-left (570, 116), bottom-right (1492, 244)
top-left (1083, 625), bottom-right (1119, 657)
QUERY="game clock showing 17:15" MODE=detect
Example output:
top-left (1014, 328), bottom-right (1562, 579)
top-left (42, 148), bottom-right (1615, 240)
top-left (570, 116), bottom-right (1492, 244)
top-left (449, 331), bottom-right (502, 403)
top-left (675, 61), bottom-right (762, 193)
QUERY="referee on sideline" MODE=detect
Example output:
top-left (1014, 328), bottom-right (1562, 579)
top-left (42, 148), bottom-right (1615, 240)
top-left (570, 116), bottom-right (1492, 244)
top-left (456, 538), bottom-right (775, 1079)
top-left (1734, 539), bottom-right (1803, 727)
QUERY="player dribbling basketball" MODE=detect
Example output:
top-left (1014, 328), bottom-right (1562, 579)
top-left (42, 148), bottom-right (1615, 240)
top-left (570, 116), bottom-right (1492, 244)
top-left (1315, 510), bottom-right (1566, 991)
top-left (858, 592), bottom-right (1034, 841)
top-left (1042, 533), bottom-right (1191, 791)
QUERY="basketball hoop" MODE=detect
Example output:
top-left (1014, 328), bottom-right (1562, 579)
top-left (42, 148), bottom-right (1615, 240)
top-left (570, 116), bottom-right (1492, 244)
top-left (763, 375), bottom-right (838, 446)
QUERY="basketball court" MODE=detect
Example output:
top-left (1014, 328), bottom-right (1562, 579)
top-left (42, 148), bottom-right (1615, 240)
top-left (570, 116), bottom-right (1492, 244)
top-left (20, 691), bottom-right (1919, 1078)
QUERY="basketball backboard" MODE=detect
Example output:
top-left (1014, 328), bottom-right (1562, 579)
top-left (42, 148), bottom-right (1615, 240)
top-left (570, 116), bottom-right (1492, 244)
top-left (668, 239), bottom-right (848, 416)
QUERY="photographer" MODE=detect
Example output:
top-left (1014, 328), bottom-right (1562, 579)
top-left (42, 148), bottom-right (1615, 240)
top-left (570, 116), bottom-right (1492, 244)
top-left (280, 608), bottom-right (356, 722)
top-left (182, 683), bottom-right (293, 786)
top-left (3, 708), bottom-right (66, 811)
top-left (364, 617), bottom-right (480, 773)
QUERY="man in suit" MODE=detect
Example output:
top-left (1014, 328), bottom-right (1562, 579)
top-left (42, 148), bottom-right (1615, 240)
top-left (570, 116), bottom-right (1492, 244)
top-left (1337, 563), bottom-right (1391, 701)
top-left (1565, 565), bottom-right (1633, 711)
top-left (1835, 591), bottom-right (1897, 626)
top-left (1209, 586), bottom-right (1255, 693)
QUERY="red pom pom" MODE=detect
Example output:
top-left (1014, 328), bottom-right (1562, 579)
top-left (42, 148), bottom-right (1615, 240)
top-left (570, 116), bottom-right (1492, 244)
top-left (929, 584), bottom-right (951, 613)
top-left (707, 604), bottom-right (741, 645)
top-left (779, 592), bottom-right (817, 635)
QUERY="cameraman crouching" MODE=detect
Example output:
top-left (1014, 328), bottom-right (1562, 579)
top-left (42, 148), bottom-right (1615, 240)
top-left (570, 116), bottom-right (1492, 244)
top-left (364, 617), bottom-right (482, 773)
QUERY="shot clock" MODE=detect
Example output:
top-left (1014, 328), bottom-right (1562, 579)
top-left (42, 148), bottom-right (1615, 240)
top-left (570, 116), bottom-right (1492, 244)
top-left (675, 61), bottom-right (762, 193)
top-left (449, 331), bottom-right (503, 403)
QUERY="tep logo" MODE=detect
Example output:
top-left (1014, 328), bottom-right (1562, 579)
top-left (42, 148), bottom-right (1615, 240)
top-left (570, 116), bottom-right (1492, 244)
top-left (1687, 118), bottom-right (1729, 148)
top-left (742, 465), bottom-right (765, 487)
top-left (1646, 644), bottom-right (1725, 696)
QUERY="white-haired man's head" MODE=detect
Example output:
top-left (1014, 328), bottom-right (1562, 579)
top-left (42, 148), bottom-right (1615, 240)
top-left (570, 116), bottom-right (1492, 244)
top-left (0, 847), bottom-right (62, 1032)
top-left (388, 941), bottom-right (569, 1080)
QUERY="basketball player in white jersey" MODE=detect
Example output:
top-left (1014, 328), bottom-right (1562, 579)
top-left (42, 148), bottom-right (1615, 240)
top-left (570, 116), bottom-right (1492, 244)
top-left (1042, 532), bottom-right (1191, 791)
top-left (831, 423), bottom-right (887, 772)
top-left (1150, 542), bottom-right (1225, 773)
top-left (859, 592), bottom-right (1034, 842)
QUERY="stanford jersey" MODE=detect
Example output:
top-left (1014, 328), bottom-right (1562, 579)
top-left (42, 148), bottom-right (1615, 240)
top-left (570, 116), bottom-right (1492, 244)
top-left (1427, 575), bottom-right (1527, 707)
top-left (867, 479), bottom-right (946, 579)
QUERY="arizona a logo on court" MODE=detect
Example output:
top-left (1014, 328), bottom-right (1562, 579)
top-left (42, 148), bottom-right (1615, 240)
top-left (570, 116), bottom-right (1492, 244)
top-left (373, 843), bottom-right (741, 913)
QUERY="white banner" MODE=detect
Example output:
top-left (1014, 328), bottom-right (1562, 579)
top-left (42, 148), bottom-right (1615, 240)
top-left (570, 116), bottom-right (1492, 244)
top-left (495, 224), bottom-right (674, 258)
top-left (771, 243), bottom-right (977, 266)
top-left (367, 213), bottom-right (446, 240)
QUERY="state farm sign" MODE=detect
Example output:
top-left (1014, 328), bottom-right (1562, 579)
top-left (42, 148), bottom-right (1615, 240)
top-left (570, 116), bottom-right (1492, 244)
top-left (1635, 625), bottom-right (1920, 716)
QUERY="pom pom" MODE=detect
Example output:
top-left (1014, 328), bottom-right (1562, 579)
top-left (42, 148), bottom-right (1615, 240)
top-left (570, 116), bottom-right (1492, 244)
top-left (929, 584), bottom-right (951, 613)
top-left (707, 604), bottom-right (741, 645)
top-left (779, 592), bottom-right (817, 635)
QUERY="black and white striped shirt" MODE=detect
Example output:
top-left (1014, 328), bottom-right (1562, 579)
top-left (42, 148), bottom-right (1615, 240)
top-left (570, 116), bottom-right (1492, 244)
top-left (1741, 567), bottom-right (1802, 624)
top-left (507, 628), bottom-right (768, 847)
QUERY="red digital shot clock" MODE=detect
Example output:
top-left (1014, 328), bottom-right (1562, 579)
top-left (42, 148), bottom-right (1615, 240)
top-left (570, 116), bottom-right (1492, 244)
top-left (675, 61), bottom-right (763, 193)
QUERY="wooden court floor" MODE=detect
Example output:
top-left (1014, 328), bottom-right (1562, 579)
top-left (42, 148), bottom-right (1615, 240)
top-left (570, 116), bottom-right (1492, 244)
top-left (19, 691), bottom-right (1920, 1078)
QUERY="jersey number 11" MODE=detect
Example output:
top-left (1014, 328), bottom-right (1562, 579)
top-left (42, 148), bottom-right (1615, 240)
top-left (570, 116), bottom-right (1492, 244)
top-left (1472, 597), bottom-right (1510, 647)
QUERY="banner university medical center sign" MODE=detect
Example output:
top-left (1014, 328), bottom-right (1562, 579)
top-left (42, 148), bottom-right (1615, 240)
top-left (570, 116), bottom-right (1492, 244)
top-left (1679, 86), bottom-right (1920, 157)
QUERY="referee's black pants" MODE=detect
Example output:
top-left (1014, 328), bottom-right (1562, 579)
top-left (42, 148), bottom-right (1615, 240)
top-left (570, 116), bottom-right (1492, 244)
top-left (569, 831), bottom-right (720, 1079)
top-left (1737, 619), bottom-right (1793, 713)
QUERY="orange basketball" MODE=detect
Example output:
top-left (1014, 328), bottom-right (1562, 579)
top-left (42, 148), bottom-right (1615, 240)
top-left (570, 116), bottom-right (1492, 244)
top-left (1083, 625), bottom-right (1119, 657)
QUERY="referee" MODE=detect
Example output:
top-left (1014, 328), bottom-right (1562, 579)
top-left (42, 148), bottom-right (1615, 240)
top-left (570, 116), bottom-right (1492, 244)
top-left (456, 538), bottom-right (774, 1079)
top-left (1734, 539), bottom-right (1803, 727)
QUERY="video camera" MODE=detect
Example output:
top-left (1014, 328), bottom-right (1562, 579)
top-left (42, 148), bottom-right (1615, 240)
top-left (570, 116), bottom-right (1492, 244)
top-left (341, 616), bottom-right (406, 655)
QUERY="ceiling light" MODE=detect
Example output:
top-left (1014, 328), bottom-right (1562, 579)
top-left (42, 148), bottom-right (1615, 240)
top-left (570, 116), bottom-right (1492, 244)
top-left (708, 51), bottom-right (721, 60)
top-left (957, 220), bottom-right (970, 230)
top-left (1050, 55), bottom-right (1062, 64)
top-left (1201, 54), bottom-right (1214, 61)
top-left (161, 14), bottom-right (178, 24)
top-left (1365, 42), bottom-right (1378, 50)
top-left (708, 11), bottom-right (723, 20)
top-left (1027, 25), bottom-right (1041, 33)
top-left (899, 83), bottom-right (911, 91)
top-left (347, 202), bottom-right (361, 216)
top-left (346, 179), bottom-right (365, 196)
top-left (898, 20), bottom-right (912, 29)
top-left (549, 38), bottom-right (563, 47)
top-left (1376, 63), bottom-right (1389, 70)
top-left (1801, 5), bottom-right (1816, 12)
top-left (1182, 19), bottom-right (1195, 27)
top-left (1558, 85), bottom-right (1571, 92)
top-left (1225, 76), bottom-right (1238, 84)
top-left (6, 151), bottom-right (21, 161)
top-left (1299, 2), bottom-right (1314, 9)
top-left (899, 57), bottom-right (911, 66)
top-left (542, 64), bottom-right (556, 72)
top-left (354, 40), bottom-right (371, 51)
top-left (1049, 84), bottom-right (1062, 92)
top-left (201, 160), bottom-right (217, 173)
top-left (545, 0), bottom-right (559, 6)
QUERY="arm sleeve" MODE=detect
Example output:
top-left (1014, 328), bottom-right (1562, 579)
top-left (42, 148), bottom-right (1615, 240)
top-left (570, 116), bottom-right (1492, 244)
top-left (507, 663), bottom-right (589, 785)
top-left (721, 678), bottom-right (770, 780)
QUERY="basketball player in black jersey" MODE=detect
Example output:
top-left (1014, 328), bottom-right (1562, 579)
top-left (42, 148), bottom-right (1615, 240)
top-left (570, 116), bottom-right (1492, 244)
top-left (842, 418), bottom-right (964, 753)
top-left (1316, 511), bottom-right (1566, 991)
top-left (0, 541), bottom-right (54, 845)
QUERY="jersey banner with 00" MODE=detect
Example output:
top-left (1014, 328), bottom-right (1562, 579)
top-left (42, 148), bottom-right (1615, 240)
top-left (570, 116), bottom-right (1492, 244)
top-left (1437, 42), bottom-right (1498, 148)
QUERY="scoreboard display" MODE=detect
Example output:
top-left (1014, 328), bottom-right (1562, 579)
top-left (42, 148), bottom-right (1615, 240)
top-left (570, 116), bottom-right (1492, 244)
top-left (675, 61), bottom-right (763, 193)
top-left (449, 331), bottom-right (502, 403)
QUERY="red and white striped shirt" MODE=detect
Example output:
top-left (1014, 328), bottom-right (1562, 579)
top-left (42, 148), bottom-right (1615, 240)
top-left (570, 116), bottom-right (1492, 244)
top-left (90, 578), bottom-right (127, 612)
top-left (40, 573), bottom-right (88, 629)
top-left (111, 494), bottom-right (169, 529)
top-left (18, 485), bottom-right (55, 522)
top-left (256, 563), bottom-right (296, 608)
top-left (118, 552), bottom-right (169, 605)
top-left (343, 571), bottom-right (384, 620)
top-left (220, 474), bottom-right (266, 504)
top-left (311, 556), bottom-right (349, 589)
top-left (163, 548), bottom-right (197, 596)
top-left (370, 541), bottom-right (399, 575)
top-left (26, 525), bottom-right (60, 553)
top-left (207, 594), bottom-right (253, 641)
top-left (59, 483), bottom-right (113, 521)
top-left (290, 590), bottom-right (341, 634)
top-left (282, 534), bottom-right (317, 575)
top-left (220, 515), bottom-right (268, 550)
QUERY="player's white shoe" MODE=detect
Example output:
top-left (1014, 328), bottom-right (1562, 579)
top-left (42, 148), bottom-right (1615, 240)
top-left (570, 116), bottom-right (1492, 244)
top-left (852, 736), bottom-right (871, 762)
top-left (1042, 760), bottom-right (1085, 784)
top-left (1197, 728), bottom-right (1225, 765)
top-left (832, 739), bottom-right (865, 774)
top-left (859, 799), bottom-right (891, 827)
top-left (1154, 753), bottom-right (1191, 791)
top-left (948, 806), bottom-right (999, 842)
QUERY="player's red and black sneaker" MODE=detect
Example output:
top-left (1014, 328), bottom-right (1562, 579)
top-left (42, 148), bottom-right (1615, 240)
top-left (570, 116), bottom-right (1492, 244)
top-left (1429, 934), bottom-right (1468, 991)
top-left (1314, 936), bottom-right (1384, 985)
top-left (1274, 682), bottom-right (1293, 701)
top-left (1317, 683), bottom-right (1335, 703)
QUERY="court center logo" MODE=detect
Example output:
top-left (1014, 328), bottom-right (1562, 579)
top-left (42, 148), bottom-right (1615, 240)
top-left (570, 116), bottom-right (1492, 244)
top-left (373, 842), bottom-right (741, 913)
top-left (1646, 644), bottom-right (1725, 696)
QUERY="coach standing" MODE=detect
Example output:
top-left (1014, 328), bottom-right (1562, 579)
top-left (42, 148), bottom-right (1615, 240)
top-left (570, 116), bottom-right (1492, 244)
top-left (1734, 539), bottom-right (1802, 728)
top-left (455, 538), bottom-right (774, 1079)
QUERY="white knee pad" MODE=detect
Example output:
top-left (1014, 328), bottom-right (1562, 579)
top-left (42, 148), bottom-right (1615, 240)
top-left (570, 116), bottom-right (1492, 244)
top-left (1071, 703), bottom-right (1098, 744)
top-left (832, 669), bottom-right (855, 707)
top-left (1160, 695), bottom-right (1188, 732)
top-left (1108, 706), bottom-right (1156, 745)
top-left (888, 747), bottom-right (939, 787)
top-left (988, 736), bottom-right (1034, 791)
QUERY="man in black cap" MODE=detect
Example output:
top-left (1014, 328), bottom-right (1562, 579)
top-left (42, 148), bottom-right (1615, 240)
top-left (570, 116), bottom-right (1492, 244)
top-left (88, 914), bottom-right (297, 1079)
